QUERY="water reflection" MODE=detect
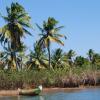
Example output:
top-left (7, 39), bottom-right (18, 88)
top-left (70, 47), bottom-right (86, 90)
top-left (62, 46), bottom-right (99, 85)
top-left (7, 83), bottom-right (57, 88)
top-left (39, 96), bottom-right (45, 100)
top-left (0, 88), bottom-right (100, 100)
top-left (0, 96), bottom-right (19, 100)
top-left (17, 95), bottom-right (45, 100)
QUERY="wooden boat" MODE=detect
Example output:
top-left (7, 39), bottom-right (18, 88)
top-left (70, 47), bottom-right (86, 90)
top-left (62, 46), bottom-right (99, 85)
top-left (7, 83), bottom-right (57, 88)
top-left (18, 85), bottom-right (42, 96)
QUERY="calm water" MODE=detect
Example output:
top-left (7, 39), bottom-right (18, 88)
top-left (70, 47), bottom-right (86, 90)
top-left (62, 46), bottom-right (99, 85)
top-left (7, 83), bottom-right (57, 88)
top-left (0, 88), bottom-right (100, 100)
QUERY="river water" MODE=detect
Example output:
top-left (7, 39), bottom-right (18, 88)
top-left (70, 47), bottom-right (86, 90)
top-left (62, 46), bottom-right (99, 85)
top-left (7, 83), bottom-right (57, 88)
top-left (0, 88), bottom-right (100, 100)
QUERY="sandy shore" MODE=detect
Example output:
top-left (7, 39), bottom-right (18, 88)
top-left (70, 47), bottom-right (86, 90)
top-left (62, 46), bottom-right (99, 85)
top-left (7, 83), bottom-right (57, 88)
top-left (0, 90), bottom-right (19, 96)
top-left (43, 87), bottom-right (85, 93)
top-left (0, 87), bottom-right (85, 96)
top-left (0, 86), bottom-right (99, 96)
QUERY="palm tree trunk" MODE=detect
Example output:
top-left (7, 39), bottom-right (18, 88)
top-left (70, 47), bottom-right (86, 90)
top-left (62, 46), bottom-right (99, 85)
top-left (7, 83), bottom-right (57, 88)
top-left (11, 51), bottom-right (17, 70)
top-left (10, 38), bottom-right (17, 70)
top-left (47, 42), bottom-right (53, 69)
top-left (47, 46), bottom-right (51, 69)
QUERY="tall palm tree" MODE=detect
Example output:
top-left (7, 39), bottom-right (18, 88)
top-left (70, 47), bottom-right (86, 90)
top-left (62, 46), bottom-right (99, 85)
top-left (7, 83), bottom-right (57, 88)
top-left (0, 2), bottom-right (32, 69)
top-left (36, 17), bottom-right (66, 69)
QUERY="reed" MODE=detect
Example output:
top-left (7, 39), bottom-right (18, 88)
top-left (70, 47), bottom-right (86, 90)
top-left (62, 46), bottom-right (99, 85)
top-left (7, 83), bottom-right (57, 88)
top-left (0, 68), bottom-right (99, 90)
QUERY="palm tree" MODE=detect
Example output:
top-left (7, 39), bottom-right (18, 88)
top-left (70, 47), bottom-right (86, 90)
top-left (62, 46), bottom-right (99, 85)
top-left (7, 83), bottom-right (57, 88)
top-left (87, 49), bottom-right (95, 69)
top-left (0, 48), bottom-right (12, 70)
top-left (74, 56), bottom-right (89, 67)
top-left (67, 49), bottom-right (76, 67)
top-left (0, 2), bottom-right (32, 69)
top-left (51, 48), bottom-right (68, 68)
top-left (87, 49), bottom-right (94, 62)
top-left (92, 53), bottom-right (100, 70)
top-left (36, 17), bottom-right (66, 69)
top-left (0, 45), bottom-right (25, 70)
top-left (27, 42), bottom-right (48, 69)
top-left (16, 43), bottom-right (27, 70)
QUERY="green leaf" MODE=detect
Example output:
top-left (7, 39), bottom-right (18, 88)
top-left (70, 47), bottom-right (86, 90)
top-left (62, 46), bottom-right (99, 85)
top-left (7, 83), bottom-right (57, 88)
top-left (48, 36), bottom-right (64, 46)
top-left (23, 28), bottom-right (32, 36)
top-left (36, 23), bottom-right (44, 33)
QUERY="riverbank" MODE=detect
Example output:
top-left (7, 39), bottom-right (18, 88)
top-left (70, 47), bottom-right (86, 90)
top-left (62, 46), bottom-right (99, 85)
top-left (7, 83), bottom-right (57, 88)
top-left (0, 86), bottom-right (100, 96)
top-left (0, 90), bottom-right (18, 96)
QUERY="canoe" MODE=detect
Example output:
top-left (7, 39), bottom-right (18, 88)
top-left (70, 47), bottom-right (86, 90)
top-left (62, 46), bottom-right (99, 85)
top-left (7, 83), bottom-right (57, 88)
top-left (18, 85), bottom-right (42, 96)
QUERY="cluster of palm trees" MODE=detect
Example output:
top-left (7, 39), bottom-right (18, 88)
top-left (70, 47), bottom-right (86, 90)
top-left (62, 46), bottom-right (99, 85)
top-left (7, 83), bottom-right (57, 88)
top-left (0, 2), bottom-right (100, 71)
top-left (0, 2), bottom-right (66, 70)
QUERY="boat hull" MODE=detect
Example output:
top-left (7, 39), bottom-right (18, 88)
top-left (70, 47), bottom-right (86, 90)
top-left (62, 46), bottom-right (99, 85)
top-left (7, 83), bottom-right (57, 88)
top-left (18, 86), bottom-right (42, 96)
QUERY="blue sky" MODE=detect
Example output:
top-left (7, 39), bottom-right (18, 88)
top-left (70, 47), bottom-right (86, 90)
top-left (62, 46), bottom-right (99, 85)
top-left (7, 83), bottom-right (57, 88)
top-left (0, 0), bottom-right (100, 56)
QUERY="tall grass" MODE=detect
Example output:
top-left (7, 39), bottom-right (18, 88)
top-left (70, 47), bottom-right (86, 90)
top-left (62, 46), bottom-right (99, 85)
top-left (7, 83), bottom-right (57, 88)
top-left (0, 67), bottom-right (100, 90)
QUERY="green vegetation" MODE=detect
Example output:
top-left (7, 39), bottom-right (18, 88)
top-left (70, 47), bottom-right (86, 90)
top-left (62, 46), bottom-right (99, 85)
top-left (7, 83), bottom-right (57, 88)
top-left (0, 2), bottom-right (100, 90)
top-left (0, 2), bottom-right (32, 69)
top-left (37, 17), bottom-right (66, 69)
